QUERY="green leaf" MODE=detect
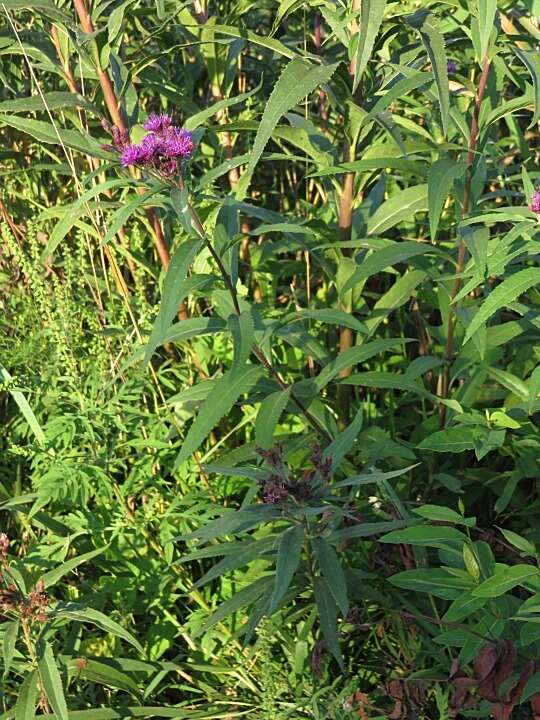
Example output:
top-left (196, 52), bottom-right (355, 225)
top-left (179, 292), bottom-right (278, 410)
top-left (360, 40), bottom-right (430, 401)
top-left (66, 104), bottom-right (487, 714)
top-left (0, 114), bottom-right (110, 159)
top-left (143, 239), bottom-right (203, 365)
top-left (202, 577), bottom-right (274, 632)
top-left (14, 671), bottom-right (39, 720)
top-left (312, 538), bottom-right (349, 616)
top-left (285, 308), bottom-right (367, 334)
top-left (0, 91), bottom-right (96, 114)
top-left (102, 186), bottom-right (166, 247)
top-left (342, 242), bottom-right (431, 294)
top-left (206, 23), bottom-right (298, 60)
top-left (269, 525), bottom-right (304, 613)
top-left (443, 591), bottom-right (487, 623)
top-left (323, 407), bottom-right (363, 472)
top-left (364, 270), bottom-right (425, 336)
top-left (314, 338), bottom-right (409, 390)
top-left (413, 505), bottom-right (475, 527)
top-left (428, 159), bottom-right (466, 241)
top-left (487, 367), bottom-right (530, 400)
top-left (353, 0), bottom-right (387, 92)
top-left (185, 82), bottom-right (262, 131)
top-left (514, 48), bottom-right (540, 128)
top-left (235, 57), bottom-right (339, 200)
top-left (174, 366), bottom-right (263, 468)
top-left (53, 604), bottom-right (143, 653)
top-left (477, 0), bottom-right (497, 59)
top-left (497, 527), bottom-right (536, 557)
top-left (44, 179), bottom-right (134, 257)
top-left (76, 659), bottom-right (140, 696)
top-left (40, 546), bottom-right (107, 589)
top-left (37, 640), bottom-right (69, 720)
top-left (379, 525), bottom-right (468, 549)
top-left (255, 387), bottom-right (291, 449)
top-left (388, 568), bottom-right (473, 599)
top-left (417, 426), bottom-right (476, 453)
top-left (472, 565), bottom-right (538, 598)
top-left (463, 268), bottom-right (540, 344)
top-left (0, 364), bottom-right (45, 446)
top-left (367, 184), bottom-right (428, 235)
top-left (2, 620), bottom-right (19, 678)
top-left (333, 464), bottom-right (419, 489)
top-left (343, 370), bottom-right (432, 399)
top-left (416, 16), bottom-right (449, 135)
top-left (179, 505), bottom-right (280, 544)
top-left (365, 73), bottom-right (432, 123)
top-left (314, 576), bottom-right (343, 667)
top-left (194, 537), bottom-right (276, 589)
top-left (229, 311), bottom-right (255, 372)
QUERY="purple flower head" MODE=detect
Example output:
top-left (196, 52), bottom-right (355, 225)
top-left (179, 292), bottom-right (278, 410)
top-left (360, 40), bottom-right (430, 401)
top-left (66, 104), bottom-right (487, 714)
top-left (143, 113), bottom-right (173, 133)
top-left (120, 143), bottom-right (146, 167)
top-left (529, 190), bottom-right (540, 214)
top-left (114, 110), bottom-right (193, 177)
top-left (447, 60), bottom-right (457, 75)
top-left (163, 128), bottom-right (194, 158)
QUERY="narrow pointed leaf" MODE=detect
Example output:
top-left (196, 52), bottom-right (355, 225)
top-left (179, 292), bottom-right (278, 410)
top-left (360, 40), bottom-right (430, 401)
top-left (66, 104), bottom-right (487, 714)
top-left (312, 539), bottom-right (349, 616)
top-left (175, 366), bottom-right (263, 467)
top-left (236, 57), bottom-right (339, 200)
top-left (269, 524), bottom-right (304, 613)
top-left (255, 387), bottom-right (291, 449)
top-left (314, 576), bottom-right (343, 667)
top-left (37, 640), bottom-right (69, 720)
top-left (463, 269), bottom-right (540, 344)
top-left (353, 0), bottom-right (387, 92)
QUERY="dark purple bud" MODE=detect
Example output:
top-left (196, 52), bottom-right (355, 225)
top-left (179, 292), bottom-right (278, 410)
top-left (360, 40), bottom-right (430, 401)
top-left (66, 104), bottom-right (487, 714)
top-left (447, 60), bottom-right (457, 75)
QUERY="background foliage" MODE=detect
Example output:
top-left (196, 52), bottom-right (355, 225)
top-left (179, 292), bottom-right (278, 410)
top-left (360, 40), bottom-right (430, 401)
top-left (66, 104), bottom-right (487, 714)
top-left (2, 0), bottom-right (540, 717)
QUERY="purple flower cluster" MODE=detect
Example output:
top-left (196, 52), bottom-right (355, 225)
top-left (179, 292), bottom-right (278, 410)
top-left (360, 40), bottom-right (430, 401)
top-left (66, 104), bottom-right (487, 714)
top-left (447, 60), bottom-right (457, 75)
top-left (529, 191), bottom-right (540, 214)
top-left (103, 113), bottom-right (193, 179)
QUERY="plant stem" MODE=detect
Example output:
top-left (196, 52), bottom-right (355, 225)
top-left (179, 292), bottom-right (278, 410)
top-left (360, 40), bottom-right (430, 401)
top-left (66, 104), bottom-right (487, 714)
top-left (438, 56), bottom-right (491, 425)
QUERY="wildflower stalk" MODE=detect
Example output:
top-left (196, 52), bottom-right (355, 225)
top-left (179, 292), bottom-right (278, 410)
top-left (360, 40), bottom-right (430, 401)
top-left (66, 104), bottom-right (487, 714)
top-left (177, 179), bottom-right (332, 443)
top-left (438, 56), bottom-right (491, 424)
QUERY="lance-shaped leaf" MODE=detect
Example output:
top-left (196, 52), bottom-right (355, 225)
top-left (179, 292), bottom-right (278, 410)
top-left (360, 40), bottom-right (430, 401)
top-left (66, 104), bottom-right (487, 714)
top-left (174, 366), bottom-right (263, 468)
top-left (514, 47), bottom-right (540, 127)
top-left (463, 268), bottom-right (540, 344)
top-left (353, 0), bottom-right (387, 92)
top-left (37, 640), bottom-right (69, 720)
top-left (143, 239), bottom-right (202, 365)
top-left (235, 57), bottom-right (339, 200)
top-left (314, 576), bottom-right (343, 667)
top-left (428, 159), bottom-right (467, 241)
top-left (268, 525), bottom-right (304, 613)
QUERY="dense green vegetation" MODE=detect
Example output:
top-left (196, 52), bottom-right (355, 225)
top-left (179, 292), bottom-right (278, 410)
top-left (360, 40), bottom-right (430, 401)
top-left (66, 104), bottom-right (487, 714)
top-left (2, 0), bottom-right (540, 717)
